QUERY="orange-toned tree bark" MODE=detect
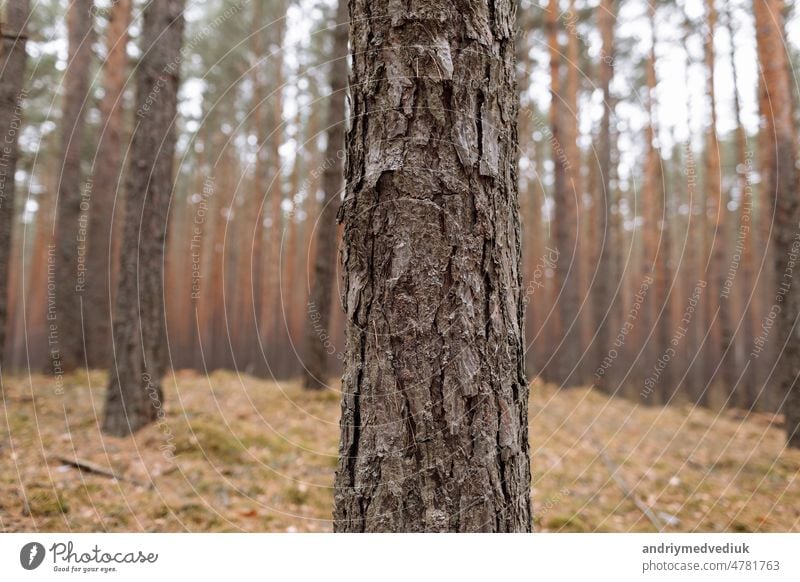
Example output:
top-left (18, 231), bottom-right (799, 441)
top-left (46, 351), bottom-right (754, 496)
top-left (753, 0), bottom-right (800, 446)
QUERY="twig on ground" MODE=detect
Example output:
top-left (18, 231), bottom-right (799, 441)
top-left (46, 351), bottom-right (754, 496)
top-left (592, 440), bottom-right (664, 532)
top-left (51, 456), bottom-right (151, 488)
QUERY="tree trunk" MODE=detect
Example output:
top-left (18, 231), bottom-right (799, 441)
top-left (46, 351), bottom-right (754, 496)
top-left (333, 0), bottom-right (530, 532)
top-left (564, 0), bottom-right (587, 385)
top-left (302, 0), bottom-right (348, 390)
top-left (259, 0), bottom-right (287, 375)
top-left (641, 2), bottom-right (671, 405)
top-left (53, 0), bottom-right (94, 372)
top-left (0, 0), bottom-right (29, 371)
top-left (753, 0), bottom-right (800, 447)
top-left (102, 0), bottom-right (185, 437)
top-left (703, 0), bottom-right (723, 401)
top-left (724, 6), bottom-right (756, 409)
top-left (547, 0), bottom-right (577, 386)
top-left (85, 0), bottom-right (132, 369)
top-left (593, 0), bottom-right (616, 394)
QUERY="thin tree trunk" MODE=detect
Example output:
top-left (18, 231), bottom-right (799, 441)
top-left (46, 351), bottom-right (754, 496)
top-left (594, 0), bottom-right (616, 394)
top-left (259, 0), bottom-right (287, 374)
top-left (302, 0), bottom-right (348, 390)
top-left (642, 3), bottom-right (671, 405)
top-left (724, 7), bottom-right (757, 409)
top-left (564, 0), bottom-right (586, 385)
top-left (334, 0), bottom-right (530, 532)
top-left (556, 0), bottom-right (580, 387)
top-left (242, 0), bottom-right (267, 373)
top-left (53, 0), bottom-right (94, 372)
top-left (753, 0), bottom-right (800, 447)
top-left (703, 0), bottom-right (723, 400)
top-left (102, 0), bottom-right (185, 437)
top-left (0, 0), bottom-right (29, 371)
top-left (85, 0), bottom-right (132, 369)
top-left (547, 0), bottom-right (576, 386)
top-left (680, 8), bottom-right (705, 406)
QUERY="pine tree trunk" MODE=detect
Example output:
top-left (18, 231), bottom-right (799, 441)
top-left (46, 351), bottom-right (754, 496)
top-left (547, 0), bottom-right (577, 386)
top-left (753, 0), bottom-right (800, 447)
top-left (703, 0), bottom-right (723, 400)
top-left (53, 0), bottom-right (94, 372)
top-left (594, 0), bottom-right (616, 394)
top-left (564, 0), bottom-right (587, 385)
top-left (303, 0), bottom-right (348, 390)
top-left (333, 0), bottom-right (530, 532)
top-left (259, 0), bottom-right (287, 374)
top-left (724, 7), bottom-right (756, 409)
top-left (85, 0), bottom-right (132, 369)
top-left (0, 0), bottom-right (29, 371)
top-left (642, 3), bottom-right (670, 404)
top-left (102, 0), bottom-right (185, 437)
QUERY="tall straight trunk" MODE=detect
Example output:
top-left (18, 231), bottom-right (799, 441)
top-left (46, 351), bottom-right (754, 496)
top-left (681, 8), bottom-right (705, 405)
top-left (709, 0), bottom-right (734, 408)
top-left (547, 0), bottom-right (577, 386)
top-left (642, 3), bottom-right (671, 404)
top-left (703, 0), bottom-right (723, 398)
top-left (245, 2), bottom-right (266, 371)
top-left (724, 7), bottom-right (756, 408)
top-left (755, 67), bottom-right (773, 406)
top-left (564, 0), bottom-right (586, 385)
top-left (593, 0), bottom-right (615, 394)
top-left (259, 0), bottom-right (287, 373)
top-left (85, 0), bottom-right (132, 369)
top-left (302, 0), bottom-right (348, 390)
top-left (0, 0), bottom-right (29, 371)
top-left (54, 0), bottom-right (94, 372)
top-left (753, 0), bottom-right (800, 447)
top-left (334, 0), bottom-right (530, 532)
top-left (102, 0), bottom-right (185, 437)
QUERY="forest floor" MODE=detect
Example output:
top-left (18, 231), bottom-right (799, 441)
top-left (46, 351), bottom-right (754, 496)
top-left (1, 370), bottom-right (798, 532)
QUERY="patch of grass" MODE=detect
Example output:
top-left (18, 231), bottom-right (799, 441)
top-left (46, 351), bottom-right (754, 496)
top-left (25, 488), bottom-right (69, 516)
top-left (179, 420), bottom-right (245, 462)
top-left (3, 372), bottom-right (799, 533)
top-left (284, 486), bottom-right (309, 505)
top-left (545, 514), bottom-right (587, 532)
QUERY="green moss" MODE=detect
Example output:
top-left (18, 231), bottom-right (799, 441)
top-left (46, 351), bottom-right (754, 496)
top-left (26, 488), bottom-right (69, 516)
top-left (284, 486), bottom-right (309, 505)
top-left (179, 420), bottom-right (245, 462)
top-left (545, 514), bottom-right (587, 532)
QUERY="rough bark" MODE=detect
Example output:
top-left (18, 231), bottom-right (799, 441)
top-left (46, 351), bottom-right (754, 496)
top-left (0, 0), bottom-right (29, 371)
top-left (85, 0), bottom-right (132, 369)
top-left (53, 0), bottom-right (94, 372)
top-left (102, 0), bottom-right (185, 436)
top-left (303, 0), bottom-right (348, 390)
top-left (753, 0), bottom-right (800, 447)
top-left (333, 0), bottom-right (530, 532)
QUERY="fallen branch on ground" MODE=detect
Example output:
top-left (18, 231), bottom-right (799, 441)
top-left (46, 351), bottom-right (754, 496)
top-left (591, 440), bottom-right (664, 532)
top-left (51, 456), bottom-right (151, 488)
